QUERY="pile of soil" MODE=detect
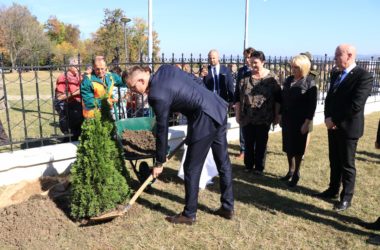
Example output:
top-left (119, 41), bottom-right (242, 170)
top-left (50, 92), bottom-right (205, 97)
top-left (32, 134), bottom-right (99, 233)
top-left (121, 130), bottom-right (156, 158)
top-left (0, 176), bottom-right (70, 209)
top-left (0, 175), bottom-right (144, 249)
top-left (0, 176), bottom-right (78, 248)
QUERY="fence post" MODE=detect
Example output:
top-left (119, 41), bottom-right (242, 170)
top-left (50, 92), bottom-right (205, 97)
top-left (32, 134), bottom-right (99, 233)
top-left (1, 53), bottom-right (13, 150)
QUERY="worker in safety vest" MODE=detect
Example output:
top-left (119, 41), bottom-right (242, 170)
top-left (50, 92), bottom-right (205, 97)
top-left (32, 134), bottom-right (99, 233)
top-left (80, 56), bottom-right (126, 118)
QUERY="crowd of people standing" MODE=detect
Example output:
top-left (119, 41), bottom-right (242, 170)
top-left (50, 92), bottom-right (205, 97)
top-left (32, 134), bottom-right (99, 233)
top-left (47, 45), bottom-right (378, 243)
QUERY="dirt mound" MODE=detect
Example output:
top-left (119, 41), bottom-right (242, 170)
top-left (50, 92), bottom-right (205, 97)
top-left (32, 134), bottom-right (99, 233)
top-left (0, 179), bottom-right (143, 249)
top-left (0, 176), bottom-right (69, 209)
top-left (0, 195), bottom-right (76, 248)
top-left (121, 130), bottom-right (156, 158)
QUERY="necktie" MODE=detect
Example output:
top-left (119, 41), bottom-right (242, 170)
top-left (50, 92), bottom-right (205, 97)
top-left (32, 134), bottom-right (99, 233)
top-left (213, 67), bottom-right (219, 93)
top-left (333, 70), bottom-right (347, 89)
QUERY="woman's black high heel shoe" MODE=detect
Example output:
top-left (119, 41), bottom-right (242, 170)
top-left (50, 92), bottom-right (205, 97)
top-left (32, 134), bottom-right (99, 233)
top-left (280, 171), bottom-right (294, 181)
top-left (287, 174), bottom-right (300, 187)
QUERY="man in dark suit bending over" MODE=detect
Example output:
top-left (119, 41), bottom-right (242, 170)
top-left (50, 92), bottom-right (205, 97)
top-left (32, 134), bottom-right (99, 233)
top-left (125, 65), bottom-right (234, 225)
top-left (314, 44), bottom-right (373, 211)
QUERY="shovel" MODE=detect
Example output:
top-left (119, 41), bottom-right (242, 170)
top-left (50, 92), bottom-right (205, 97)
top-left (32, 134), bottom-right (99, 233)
top-left (88, 139), bottom-right (185, 223)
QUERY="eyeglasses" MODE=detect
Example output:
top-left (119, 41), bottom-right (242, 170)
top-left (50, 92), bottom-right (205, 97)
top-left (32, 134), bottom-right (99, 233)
top-left (128, 81), bottom-right (139, 92)
top-left (129, 84), bottom-right (137, 90)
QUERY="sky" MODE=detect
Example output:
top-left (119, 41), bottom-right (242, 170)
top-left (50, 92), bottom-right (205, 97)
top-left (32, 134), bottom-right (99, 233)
top-left (1, 0), bottom-right (380, 58)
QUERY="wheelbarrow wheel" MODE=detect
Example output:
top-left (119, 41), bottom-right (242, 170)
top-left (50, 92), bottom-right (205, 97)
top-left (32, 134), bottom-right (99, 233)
top-left (138, 161), bottom-right (155, 186)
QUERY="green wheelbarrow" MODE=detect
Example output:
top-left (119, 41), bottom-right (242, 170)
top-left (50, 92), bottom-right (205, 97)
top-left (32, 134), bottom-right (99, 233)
top-left (115, 116), bottom-right (158, 184)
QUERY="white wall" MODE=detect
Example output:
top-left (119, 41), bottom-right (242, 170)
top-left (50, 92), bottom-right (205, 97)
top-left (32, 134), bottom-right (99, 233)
top-left (0, 96), bottom-right (379, 187)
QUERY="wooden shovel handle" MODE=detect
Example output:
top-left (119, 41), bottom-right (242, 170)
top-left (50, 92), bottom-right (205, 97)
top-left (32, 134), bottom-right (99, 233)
top-left (127, 140), bottom-right (185, 207)
top-left (128, 174), bottom-right (154, 206)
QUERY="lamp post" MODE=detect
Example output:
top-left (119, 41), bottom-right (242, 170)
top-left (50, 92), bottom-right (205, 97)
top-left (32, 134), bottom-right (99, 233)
top-left (244, 0), bottom-right (249, 50)
top-left (148, 0), bottom-right (153, 62)
top-left (121, 17), bottom-right (131, 64)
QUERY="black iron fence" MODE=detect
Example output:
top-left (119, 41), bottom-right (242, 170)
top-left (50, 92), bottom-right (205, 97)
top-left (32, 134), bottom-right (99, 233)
top-left (1, 53), bottom-right (379, 152)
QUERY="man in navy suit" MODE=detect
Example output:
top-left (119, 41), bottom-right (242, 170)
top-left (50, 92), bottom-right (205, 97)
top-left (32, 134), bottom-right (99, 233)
top-left (202, 49), bottom-right (234, 103)
top-left (125, 65), bottom-right (234, 225)
top-left (314, 44), bottom-right (373, 211)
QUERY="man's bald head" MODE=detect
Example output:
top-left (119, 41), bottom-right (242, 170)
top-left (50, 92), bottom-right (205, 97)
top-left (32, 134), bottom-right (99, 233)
top-left (335, 44), bottom-right (357, 70)
top-left (208, 49), bottom-right (220, 66)
top-left (338, 44), bottom-right (357, 59)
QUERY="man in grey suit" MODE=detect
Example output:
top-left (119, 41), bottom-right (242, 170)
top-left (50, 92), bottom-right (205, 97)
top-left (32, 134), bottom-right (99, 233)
top-left (125, 65), bottom-right (234, 225)
top-left (314, 44), bottom-right (373, 211)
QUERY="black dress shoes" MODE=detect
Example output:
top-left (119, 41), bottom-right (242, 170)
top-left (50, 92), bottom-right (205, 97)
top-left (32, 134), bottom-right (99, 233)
top-left (165, 213), bottom-right (196, 225)
top-left (312, 189), bottom-right (339, 199)
top-left (253, 170), bottom-right (264, 176)
top-left (287, 174), bottom-right (299, 187)
top-left (333, 200), bottom-right (351, 212)
top-left (213, 207), bottom-right (234, 220)
top-left (280, 171), bottom-right (294, 181)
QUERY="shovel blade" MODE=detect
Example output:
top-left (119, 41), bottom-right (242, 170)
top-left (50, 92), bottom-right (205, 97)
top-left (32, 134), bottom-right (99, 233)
top-left (88, 210), bottom-right (125, 223)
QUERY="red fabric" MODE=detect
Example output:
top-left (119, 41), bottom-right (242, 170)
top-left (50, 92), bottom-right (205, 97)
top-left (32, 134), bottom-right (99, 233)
top-left (55, 71), bottom-right (81, 102)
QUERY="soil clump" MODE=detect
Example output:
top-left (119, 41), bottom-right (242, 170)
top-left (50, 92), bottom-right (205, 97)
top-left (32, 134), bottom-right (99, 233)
top-left (121, 130), bottom-right (156, 158)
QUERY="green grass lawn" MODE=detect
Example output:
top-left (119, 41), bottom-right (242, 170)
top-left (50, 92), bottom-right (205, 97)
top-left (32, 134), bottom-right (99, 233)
top-left (0, 71), bottom-right (65, 150)
top-left (2, 71), bottom-right (59, 96)
top-left (127, 112), bottom-right (380, 249)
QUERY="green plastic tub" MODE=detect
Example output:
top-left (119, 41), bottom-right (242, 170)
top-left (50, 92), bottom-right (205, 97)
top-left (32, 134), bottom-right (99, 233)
top-left (115, 117), bottom-right (156, 135)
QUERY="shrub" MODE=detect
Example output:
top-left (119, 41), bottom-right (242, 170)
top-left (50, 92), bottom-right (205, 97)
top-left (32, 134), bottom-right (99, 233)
top-left (70, 98), bottom-right (131, 219)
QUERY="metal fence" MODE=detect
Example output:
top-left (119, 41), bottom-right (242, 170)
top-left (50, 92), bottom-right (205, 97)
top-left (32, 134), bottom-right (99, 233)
top-left (1, 53), bottom-right (380, 152)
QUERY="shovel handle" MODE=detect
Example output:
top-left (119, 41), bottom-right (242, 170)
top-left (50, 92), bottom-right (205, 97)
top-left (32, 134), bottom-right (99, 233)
top-left (128, 174), bottom-right (154, 206)
top-left (125, 140), bottom-right (185, 209)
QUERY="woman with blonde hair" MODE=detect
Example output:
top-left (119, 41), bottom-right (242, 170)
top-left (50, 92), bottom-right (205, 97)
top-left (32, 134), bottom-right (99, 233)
top-left (280, 54), bottom-right (317, 187)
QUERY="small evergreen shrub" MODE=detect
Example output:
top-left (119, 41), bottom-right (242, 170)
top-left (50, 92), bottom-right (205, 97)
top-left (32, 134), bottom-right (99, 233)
top-left (70, 98), bottom-right (131, 219)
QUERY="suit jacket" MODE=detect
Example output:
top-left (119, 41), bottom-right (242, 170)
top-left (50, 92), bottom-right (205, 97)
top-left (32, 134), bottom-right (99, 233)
top-left (324, 65), bottom-right (373, 139)
top-left (203, 64), bottom-right (234, 102)
top-left (149, 65), bottom-right (228, 163)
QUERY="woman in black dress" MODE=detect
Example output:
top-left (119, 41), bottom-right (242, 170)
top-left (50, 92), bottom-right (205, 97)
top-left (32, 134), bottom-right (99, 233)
top-left (280, 54), bottom-right (317, 187)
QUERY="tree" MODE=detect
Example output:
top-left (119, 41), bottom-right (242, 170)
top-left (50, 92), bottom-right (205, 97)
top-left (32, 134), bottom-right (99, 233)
top-left (93, 9), bottom-right (160, 63)
top-left (45, 16), bottom-right (82, 64)
top-left (77, 39), bottom-right (97, 65)
top-left (0, 3), bottom-right (51, 68)
top-left (92, 8), bottom-right (125, 63)
top-left (70, 98), bottom-right (131, 219)
top-left (45, 16), bottom-right (66, 45)
top-left (45, 16), bottom-right (80, 47)
top-left (52, 41), bottom-right (77, 64)
top-left (64, 24), bottom-right (80, 47)
top-left (0, 21), bottom-right (8, 61)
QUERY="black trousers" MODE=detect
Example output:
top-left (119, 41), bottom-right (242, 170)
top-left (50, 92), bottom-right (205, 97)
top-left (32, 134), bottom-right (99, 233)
top-left (55, 101), bottom-right (83, 141)
top-left (242, 123), bottom-right (270, 172)
top-left (328, 129), bottom-right (358, 202)
top-left (182, 114), bottom-right (234, 219)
